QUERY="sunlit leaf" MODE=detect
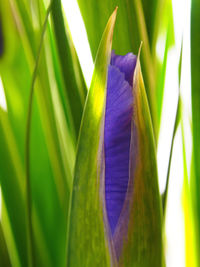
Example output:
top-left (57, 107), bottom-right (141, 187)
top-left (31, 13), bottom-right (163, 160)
top-left (51, 0), bottom-right (87, 139)
top-left (116, 51), bottom-right (163, 266)
top-left (191, 0), bottom-right (200, 265)
top-left (77, 0), bottom-right (174, 140)
top-left (67, 9), bottom-right (117, 267)
top-left (0, 0), bottom-right (83, 265)
top-left (67, 10), bottom-right (163, 266)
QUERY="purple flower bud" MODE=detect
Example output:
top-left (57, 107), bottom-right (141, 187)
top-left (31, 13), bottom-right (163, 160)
top-left (105, 51), bottom-right (137, 236)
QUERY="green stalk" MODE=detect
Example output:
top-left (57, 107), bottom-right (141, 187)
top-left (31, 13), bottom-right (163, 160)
top-left (191, 0), bottom-right (200, 262)
top-left (25, 4), bottom-right (52, 266)
top-left (162, 96), bottom-right (181, 216)
top-left (162, 43), bottom-right (182, 216)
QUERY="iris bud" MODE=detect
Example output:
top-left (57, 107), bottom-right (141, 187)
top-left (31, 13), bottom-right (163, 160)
top-left (105, 51), bottom-right (137, 237)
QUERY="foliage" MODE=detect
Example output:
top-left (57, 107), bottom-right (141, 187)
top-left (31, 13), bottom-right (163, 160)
top-left (0, 0), bottom-right (197, 266)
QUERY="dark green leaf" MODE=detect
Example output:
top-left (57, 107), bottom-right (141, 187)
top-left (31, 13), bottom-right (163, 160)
top-left (191, 0), bottom-right (200, 264)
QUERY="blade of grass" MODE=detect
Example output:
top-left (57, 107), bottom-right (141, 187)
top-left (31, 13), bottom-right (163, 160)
top-left (36, 0), bottom-right (76, 188)
top-left (162, 96), bottom-right (181, 215)
top-left (122, 0), bottom-right (157, 137)
top-left (11, 0), bottom-right (78, 198)
top-left (8, 0), bottom-right (68, 206)
top-left (0, 112), bottom-right (27, 266)
top-left (0, 105), bottom-right (57, 266)
top-left (155, 11), bottom-right (175, 134)
top-left (162, 43), bottom-right (182, 215)
top-left (182, 123), bottom-right (197, 267)
top-left (191, 0), bottom-right (200, 262)
top-left (51, 0), bottom-right (87, 140)
top-left (67, 9), bottom-right (117, 266)
top-left (1, 196), bottom-right (21, 267)
top-left (25, 4), bottom-right (52, 266)
top-left (0, 2), bottom-right (67, 261)
top-left (0, 222), bottom-right (12, 267)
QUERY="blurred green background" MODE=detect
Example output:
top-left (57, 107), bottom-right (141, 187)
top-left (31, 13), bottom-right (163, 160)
top-left (0, 0), bottom-right (199, 266)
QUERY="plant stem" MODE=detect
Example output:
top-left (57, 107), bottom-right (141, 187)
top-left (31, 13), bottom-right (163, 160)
top-left (25, 4), bottom-right (52, 267)
top-left (162, 96), bottom-right (181, 216)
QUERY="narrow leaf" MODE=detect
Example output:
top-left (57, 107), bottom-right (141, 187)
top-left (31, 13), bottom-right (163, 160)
top-left (51, 0), bottom-right (87, 139)
top-left (0, 222), bottom-right (11, 267)
top-left (191, 0), bottom-right (200, 264)
top-left (67, 9), bottom-right (117, 267)
top-left (114, 50), bottom-right (163, 266)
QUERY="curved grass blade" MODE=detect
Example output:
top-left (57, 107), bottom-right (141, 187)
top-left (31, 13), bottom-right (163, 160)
top-left (162, 96), bottom-right (181, 215)
top-left (161, 39), bottom-right (182, 215)
top-left (67, 9), bottom-right (117, 267)
top-left (0, 0), bottom-right (74, 265)
top-left (25, 4), bottom-right (52, 266)
top-left (10, 0), bottom-right (76, 197)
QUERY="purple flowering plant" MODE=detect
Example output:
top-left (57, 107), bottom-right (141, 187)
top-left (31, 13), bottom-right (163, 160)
top-left (0, 0), bottom-right (196, 266)
top-left (68, 10), bottom-right (162, 267)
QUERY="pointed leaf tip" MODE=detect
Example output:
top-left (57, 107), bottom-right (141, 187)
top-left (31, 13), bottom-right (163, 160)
top-left (117, 45), bottom-right (163, 267)
top-left (102, 7), bottom-right (117, 57)
top-left (67, 9), bottom-right (118, 267)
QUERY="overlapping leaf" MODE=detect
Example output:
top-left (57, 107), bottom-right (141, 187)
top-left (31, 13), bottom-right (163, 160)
top-left (77, 0), bottom-right (174, 137)
top-left (67, 9), bottom-right (117, 267)
top-left (68, 10), bottom-right (163, 267)
top-left (0, 0), bottom-right (86, 265)
top-left (116, 52), bottom-right (163, 266)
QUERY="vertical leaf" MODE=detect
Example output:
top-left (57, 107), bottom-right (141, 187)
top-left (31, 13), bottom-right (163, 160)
top-left (115, 52), bottom-right (163, 266)
top-left (0, 0), bottom-right (79, 265)
top-left (51, 0), bottom-right (87, 139)
top-left (67, 9), bottom-right (117, 267)
top-left (0, 223), bottom-right (11, 267)
top-left (191, 0), bottom-right (200, 264)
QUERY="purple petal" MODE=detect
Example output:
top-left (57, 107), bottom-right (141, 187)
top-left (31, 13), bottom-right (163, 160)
top-left (105, 52), bottom-right (136, 235)
top-left (111, 51), bottom-right (137, 86)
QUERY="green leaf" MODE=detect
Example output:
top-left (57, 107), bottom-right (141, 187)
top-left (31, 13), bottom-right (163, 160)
top-left (77, 0), bottom-right (173, 141)
top-left (182, 124), bottom-right (197, 267)
top-left (67, 11), bottom-right (163, 266)
top-left (162, 42), bottom-right (182, 215)
top-left (191, 0), bottom-right (200, 265)
top-left (0, 0), bottom-right (78, 266)
top-left (51, 0), bottom-right (87, 139)
top-left (0, 222), bottom-right (11, 267)
top-left (116, 50), bottom-right (163, 266)
top-left (0, 112), bottom-right (28, 267)
top-left (155, 1), bottom-right (174, 135)
top-left (77, 0), bottom-right (154, 99)
top-left (77, 0), bottom-right (151, 58)
top-left (162, 96), bottom-right (181, 214)
top-left (67, 9), bottom-right (117, 267)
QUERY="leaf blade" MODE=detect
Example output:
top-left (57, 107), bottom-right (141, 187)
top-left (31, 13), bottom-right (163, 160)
top-left (115, 52), bottom-right (163, 266)
top-left (67, 9), bottom-right (117, 267)
top-left (191, 0), bottom-right (200, 265)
